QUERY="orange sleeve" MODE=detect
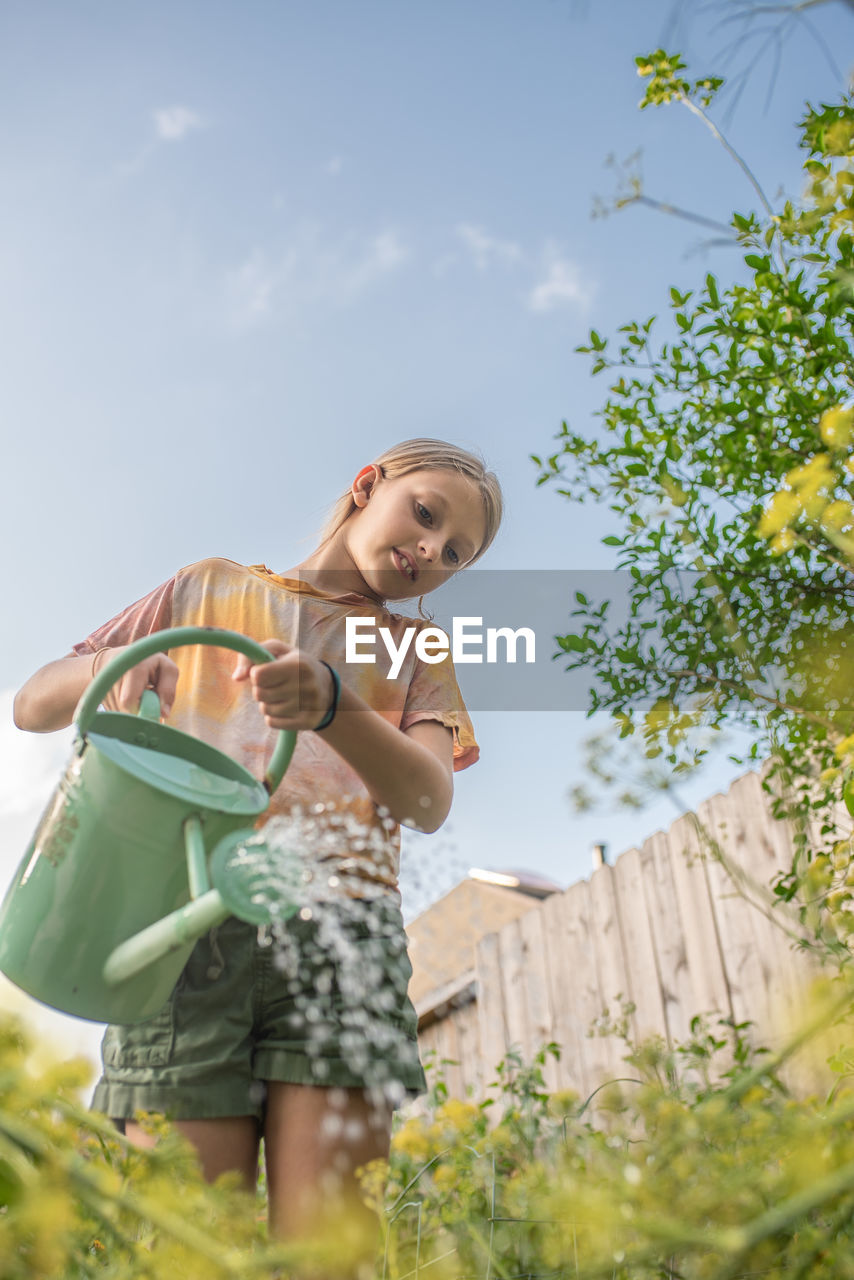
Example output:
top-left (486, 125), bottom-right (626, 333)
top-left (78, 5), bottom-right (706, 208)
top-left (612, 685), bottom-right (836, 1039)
top-left (400, 621), bottom-right (479, 771)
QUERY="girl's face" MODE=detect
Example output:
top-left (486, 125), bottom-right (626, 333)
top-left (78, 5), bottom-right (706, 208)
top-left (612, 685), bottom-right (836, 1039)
top-left (343, 465), bottom-right (487, 602)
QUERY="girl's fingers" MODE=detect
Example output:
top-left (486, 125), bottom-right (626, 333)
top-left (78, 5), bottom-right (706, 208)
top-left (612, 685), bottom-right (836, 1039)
top-left (234, 642), bottom-right (291, 684)
top-left (259, 639), bottom-right (290, 658)
top-left (104, 656), bottom-right (179, 718)
top-left (232, 655), bottom-right (253, 681)
top-left (155, 657), bottom-right (179, 718)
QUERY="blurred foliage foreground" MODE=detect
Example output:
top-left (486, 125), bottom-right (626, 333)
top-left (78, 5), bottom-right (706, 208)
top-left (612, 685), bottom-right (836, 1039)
top-left (7, 990), bottom-right (854, 1280)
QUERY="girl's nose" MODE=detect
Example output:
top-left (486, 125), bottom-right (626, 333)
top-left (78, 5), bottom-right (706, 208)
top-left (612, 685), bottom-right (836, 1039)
top-left (418, 537), bottom-right (439, 563)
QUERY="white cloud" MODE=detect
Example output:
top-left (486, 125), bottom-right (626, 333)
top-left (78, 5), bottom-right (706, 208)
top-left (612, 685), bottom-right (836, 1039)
top-left (0, 692), bottom-right (72, 823)
top-left (153, 105), bottom-right (205, 142)
top-left (223, 227), bottom-right (410, 329)
top-left (455, 223), bottom-right (522, 271)
top-left (224, 249), bottom-right (288, 327)
top-left (527, 247), bottom-right (592, 311)
top-left (345, 230), bottom-right (408, 294)
top-left (325, 155), bottom-right (344, 177)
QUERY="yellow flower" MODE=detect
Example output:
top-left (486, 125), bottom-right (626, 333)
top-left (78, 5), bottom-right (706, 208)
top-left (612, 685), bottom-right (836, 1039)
top-left (770, 530), bottom-right (796, 554)
top-left (822, 500), bottom-right (854, 530)
top-left (786, 453), bottom-right (831, 488)
top-left (835, 734), bottom-right (854, 760)
top-left (432, 1164), bottom-right (458, 1192)
top-left (758, 490), bottom-right (801, 536)
top-left (435, 1098), bottom-right (479, 1131)
top-left (820, 406), bottom-right (854, 449)
top-left (392, 1119), bottom-right (432, 1163)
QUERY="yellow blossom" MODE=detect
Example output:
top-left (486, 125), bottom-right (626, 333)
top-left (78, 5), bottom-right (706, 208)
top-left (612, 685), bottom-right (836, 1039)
top-left (821, 500), bottom-right (854, 530)
top-left (834, 734), bottom-right (854, 760)
top-left (435, 1098), bottom-right (479, 1131)
top-left (432, 1164), bottom-right (458, 1192)
top-left (758, 490), bottom-right (801, 537)
top-left (786, 453), bottom-right (832, 488)
top-left (392, 1119), bottom-right (433, 1163)
top-left (820, 406), bottom-right (854, 449)
top-left (770, 530), bottom-right (796, 554)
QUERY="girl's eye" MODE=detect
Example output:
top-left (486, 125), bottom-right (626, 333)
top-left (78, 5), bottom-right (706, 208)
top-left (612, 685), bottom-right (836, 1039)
top-left (417, 501), bottom-right (458, 565)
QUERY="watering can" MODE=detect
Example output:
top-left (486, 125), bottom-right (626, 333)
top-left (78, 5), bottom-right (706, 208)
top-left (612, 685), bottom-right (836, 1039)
top-left (0, 627), bottom-right (301, 1025)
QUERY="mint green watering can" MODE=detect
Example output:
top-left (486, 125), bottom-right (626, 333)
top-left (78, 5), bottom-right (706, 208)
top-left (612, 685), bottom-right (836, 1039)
top-left (0, 628), bottom-right (300, 1024)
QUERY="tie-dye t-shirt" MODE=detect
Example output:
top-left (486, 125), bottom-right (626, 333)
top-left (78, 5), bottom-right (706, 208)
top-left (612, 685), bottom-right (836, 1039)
top-left (72, 558), bottom-right (478, 899)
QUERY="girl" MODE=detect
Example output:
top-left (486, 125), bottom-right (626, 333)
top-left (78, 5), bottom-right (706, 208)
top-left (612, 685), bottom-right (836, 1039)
top-left (14, 438), bottom-right (502, 1268)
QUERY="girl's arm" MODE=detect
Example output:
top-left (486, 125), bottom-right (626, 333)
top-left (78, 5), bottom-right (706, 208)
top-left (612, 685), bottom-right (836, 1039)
top-left (14, 650), bottom-right (180, 733)
top-left (321, 690), bottom-right (454, 833)
top-left (234, 643), bottom-right (454, 832)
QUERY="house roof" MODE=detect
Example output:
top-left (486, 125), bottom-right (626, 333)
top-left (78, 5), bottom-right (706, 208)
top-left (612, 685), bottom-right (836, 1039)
top-left (406, 875), bottom-right (550, 1015)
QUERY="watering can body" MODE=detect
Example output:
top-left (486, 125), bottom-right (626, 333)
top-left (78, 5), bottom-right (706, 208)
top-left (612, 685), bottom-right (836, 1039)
top-left (0, 628), bottom-right (297, 1024)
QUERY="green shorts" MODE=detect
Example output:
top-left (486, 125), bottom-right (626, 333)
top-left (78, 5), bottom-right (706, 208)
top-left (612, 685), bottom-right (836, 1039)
top-left (91, 898), bottom-right (426, 1122)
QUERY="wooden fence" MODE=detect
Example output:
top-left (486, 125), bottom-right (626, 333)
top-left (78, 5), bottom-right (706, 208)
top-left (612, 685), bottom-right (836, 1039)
top-left (416, 770), bottom-right (829, 1101)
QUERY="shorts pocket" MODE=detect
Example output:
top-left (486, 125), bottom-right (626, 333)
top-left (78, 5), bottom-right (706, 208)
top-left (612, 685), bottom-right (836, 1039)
top-left (101, 995), bottom-right (176, 1070)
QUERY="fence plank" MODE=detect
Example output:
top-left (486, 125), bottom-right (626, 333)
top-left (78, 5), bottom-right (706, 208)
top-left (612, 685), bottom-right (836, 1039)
top-left (612, 846), bottom-right (668, 1043)
top-left (639, 830), bottom-right (696, 1047)
top-left (702, 775), bottom-right (812, 1045)
top-left (539, 887), bottom-right (593, 1100)
top-left (588, 863), bottom-right (634, 1080)
top-left (666, 813), bottom-right (733, 1021)
top-left (518, 905), bottom-right (561, 1092)
top-left (558, 877), bottom-right (615, 1093)
top-left (697, 788), bottom-right (777, 1036)
top-left (498, 918), bottom-right (530, 1057)
top-left (453, 1000), bottom-right (481, 1098)
top-left (475, 931), bottom-right (509, 1091)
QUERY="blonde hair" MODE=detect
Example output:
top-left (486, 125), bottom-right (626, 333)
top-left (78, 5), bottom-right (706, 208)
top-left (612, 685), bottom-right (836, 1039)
top-left (318, 438), bottom-right (503, 565)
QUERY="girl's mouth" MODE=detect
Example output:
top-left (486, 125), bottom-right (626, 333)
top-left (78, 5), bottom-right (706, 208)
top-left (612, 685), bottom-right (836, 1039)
top-left (393, 549), bottom-right (417, 582)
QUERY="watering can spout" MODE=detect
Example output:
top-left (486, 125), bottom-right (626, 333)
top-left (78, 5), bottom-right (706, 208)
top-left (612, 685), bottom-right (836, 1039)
top-left (103, 824), bottom-right (302, 988)
top-left (103, 890), bottom-right (231, 986)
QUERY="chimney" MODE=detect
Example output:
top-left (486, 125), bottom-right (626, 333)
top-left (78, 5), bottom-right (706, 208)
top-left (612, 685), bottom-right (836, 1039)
top-left (591, 842), bottom-right (608, 870)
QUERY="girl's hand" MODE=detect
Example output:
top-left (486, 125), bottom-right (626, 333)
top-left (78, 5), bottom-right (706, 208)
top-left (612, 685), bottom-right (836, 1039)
top-left (232, 640), bottom-right (336, 731)
top-left (98, 648), bottom-right (180, 718)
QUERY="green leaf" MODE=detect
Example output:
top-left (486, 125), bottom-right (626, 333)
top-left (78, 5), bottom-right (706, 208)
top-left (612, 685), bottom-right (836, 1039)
top-left (557, 634), bottom-right (587, 653)
top-left (745, 253), bottom-right (770, 272)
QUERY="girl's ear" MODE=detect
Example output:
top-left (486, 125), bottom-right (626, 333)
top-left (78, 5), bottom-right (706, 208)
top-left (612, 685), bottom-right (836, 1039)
top-left (351, 463), bottom-right (382, 509)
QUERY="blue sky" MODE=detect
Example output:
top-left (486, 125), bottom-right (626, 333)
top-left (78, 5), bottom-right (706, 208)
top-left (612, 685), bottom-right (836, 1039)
top-left (0, 0), bottom-right (851, 1051)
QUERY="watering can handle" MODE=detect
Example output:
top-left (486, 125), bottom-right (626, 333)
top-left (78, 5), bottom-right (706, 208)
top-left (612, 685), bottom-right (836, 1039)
top-left (74, 626), bottom-right (297, 795)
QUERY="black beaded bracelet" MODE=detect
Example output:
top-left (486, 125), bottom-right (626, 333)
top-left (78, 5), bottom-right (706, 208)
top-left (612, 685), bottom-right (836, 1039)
top-left (313, 662), bottom-right (341, 731)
